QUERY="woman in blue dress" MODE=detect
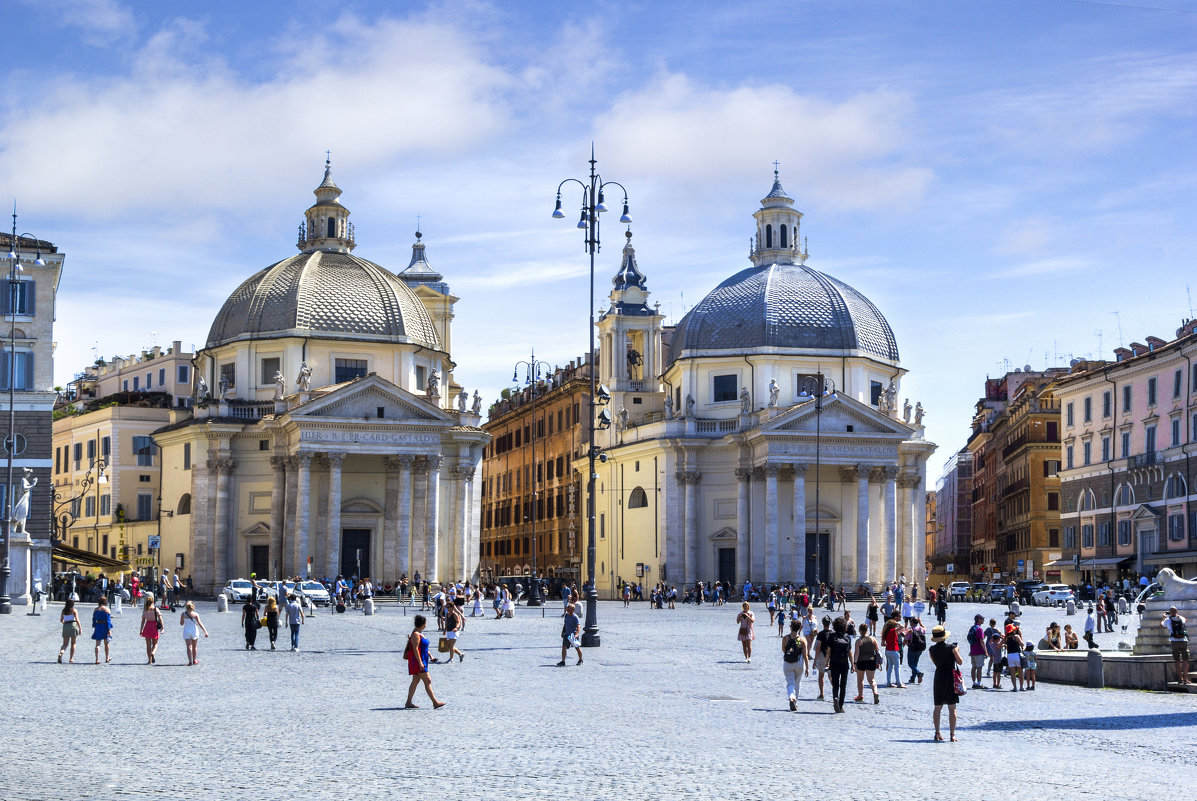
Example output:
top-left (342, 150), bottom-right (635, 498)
top-left (91, 596), bottom-right (114, 664)
top-left (404, 615), bottom-right (446, 709)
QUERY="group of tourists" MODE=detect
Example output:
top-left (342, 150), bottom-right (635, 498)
top-left (58, 594), bottom-right (209, 666)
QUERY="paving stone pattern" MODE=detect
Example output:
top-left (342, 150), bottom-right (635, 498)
top-left (0, 599), bottom-right (1193, 800)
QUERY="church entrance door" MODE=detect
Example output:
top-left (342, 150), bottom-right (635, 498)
top-left (250, 545), bottom-right (269, 579)
top-left (717, 547), bottom-right (736, 584)
top-left (804, 532), bottom-right (830, 586)
top-left (341, 529), bottom-right (371, 579)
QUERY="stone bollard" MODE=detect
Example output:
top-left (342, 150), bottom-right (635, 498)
top-left (217, 594), bottom-right (229, 613)
top-left (1066, 599), bottom-right (1076, 616)
top-left (363, 598), bottom-right (375, 616)
top-left (113, 595), bottom-right (122, 615)
top-left (1087, 648), bottom-right (1104, 689)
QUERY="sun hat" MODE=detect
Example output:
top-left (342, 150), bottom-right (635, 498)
top-left (931, 626), bottom-right (948, 641)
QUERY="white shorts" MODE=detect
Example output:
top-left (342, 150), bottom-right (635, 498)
top-left (446, 631), bottom-right (458, 640)
top-left (1006, 652), bottom-right (1021, 667)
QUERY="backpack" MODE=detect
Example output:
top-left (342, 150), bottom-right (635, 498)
top-left (967, 625), bottom-right (981, 646)
top-left (784, 636), bottom-right (803, 663)
top-left (1171, 617), bottom-right (1188, 639)
top-left (908, 630), bottom-right (926, 651)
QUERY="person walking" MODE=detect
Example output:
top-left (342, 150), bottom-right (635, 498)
top-left (1083, 606), bottom-right (1098, 650)
top-left (865, 595), bottom-right (880, 635)
top-left (881, 612), bottom-right (905, 688)
top-left (822, 617), bottom-right (854, 712)
top-left (1004, 619), bottom-right (1025, 691)
top-left (853, 623), bottom-right (881, 704)
top-left (935, 594), bottom-right (949, 627)
top-left (285, 594), bottom-right (304, 651)
top-left (736, 602), bottom-right (756, 663)
top-left (558, 603), bottom-right (583, 666)
top-left (91, 597), bottom-right (113, 664)
top-left (906, 616), bottom-right (927, 684)
top-left (264, 596), bottom-right (280, 650)
top-left (443, 597), bottom-right (464, 662)
top-left (139, 595), bottom-right (163, 664)
top-left (928, 625), bottom-right (962, 741)
top-left (241, 597), bottom-right (260, 650)
top-left (813, 615), bottom-right (833, 700)
top-left (1163, 606), bottom-right (1191, 685)
top-left (781, 620), bottom-right (809, 710)
top-left (404, 615), bottom-right (445, 709)
top-left (966, 614), bottom-right (986, 688)
top-left (58, 599), bottom-right (82, 663)
top-left (179, 601), bottom-right (209, 666)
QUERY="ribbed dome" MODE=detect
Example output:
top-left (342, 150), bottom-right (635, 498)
top-left (207, 250), bottom-right (440, 349)
top-left (667, 262), bottom-right (898, 365)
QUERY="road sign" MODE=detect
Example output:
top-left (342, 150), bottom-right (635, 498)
top-left (1017, 559), bottom-right (1025, 566)
top-left (2, 433), bottom-right (26, 456)
top-left (946, 563), bottom-right (954, 573)
top-left (148, 535), bottom-right (161, 550)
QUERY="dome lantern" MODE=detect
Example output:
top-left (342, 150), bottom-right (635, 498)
top-left (297, 156), bottom-right (356, 254)
top-left (751, 163), bottom-right (806, 267)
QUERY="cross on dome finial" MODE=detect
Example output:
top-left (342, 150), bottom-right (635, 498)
top-left (326, 149), bottom-right (331, 166)
top-left (773, 159), bottom-right (780, 178)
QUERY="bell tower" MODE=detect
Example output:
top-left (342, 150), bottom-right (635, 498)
top-left (750, 164), bottom-right (807, 267)
top-left (297, 157), bottom-right (356, 254)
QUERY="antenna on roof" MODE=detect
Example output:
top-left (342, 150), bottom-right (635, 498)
top-left (1188, 284), bottom-right (1194, 319)
top-left (1110, 311), bottom-right (1124, 348)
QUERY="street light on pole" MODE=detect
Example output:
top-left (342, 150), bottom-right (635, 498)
top-left (796, 372), bottom-right (835, 589)
top-left (0, 213), bottom-right (46, 615)
top-left (552, 146), bottom-right (631, 647)
top-left (512, 348), bottom-right (552, 606)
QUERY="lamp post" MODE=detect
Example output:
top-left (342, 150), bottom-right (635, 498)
top-left (552, 146), bottom-right (631, 647)
top-left (52, 458), bottom-right (109, 546)
top-left (796, 373), bottom-right (835, 588)
top-left (0, 215), bottom-right (46, 614)
top-left (512, 349), bottom-right (552, 606)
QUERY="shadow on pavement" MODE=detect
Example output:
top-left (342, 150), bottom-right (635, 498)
top-left (969, 712), bottom-right (1197, 731)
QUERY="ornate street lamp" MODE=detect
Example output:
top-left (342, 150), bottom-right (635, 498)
top-left (512, 348), bottom-right (552, 606)
top-left (552, 146), bottom-right (631, 647)
top-left (0, 213), bottom-right (46, 614)
top-left (796, 373), bottom-right (835, 588)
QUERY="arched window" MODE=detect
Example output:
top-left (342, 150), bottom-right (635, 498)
top-left (628, 487), bottom-right (648, 508)
top-left (1079, 489), bottom-right (1096, 511)
top-left (1165, 474), bottom-right (1187, 498)
top-left (1115, 484), bottom-right (1134, 507)
top-left (327, 217), bottom-right (337, 238)
top-left (765, 224), bottom-right (773, 248)
top-left (780, 224), bottom-right (788, 248)
top-left (177, 493), bottom-right (191, 515)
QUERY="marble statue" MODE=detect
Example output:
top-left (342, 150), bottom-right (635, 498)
top-left (768, 378), bottom-right (780, 408)
top-left (427, 369), bottom-right (440, 397)
top-left (296, 362), bottom-right (313, 392)
top-left (217, 376), bottom-right (230, 402)
top-left (1156, 568), bottom-right (1197, 601)
top-left (914, 402), bottom-right (925, 427)
top-left (457, 390), bottom-right (468, 412)
top-left (11, 468), bottom-right (36, 535)
top-left (618, 407), bottom-right (629, 430)
top-left (903, 399), bottom-right (912, 424)
top-left (663, 394), bottom-right (674, 420)
top-left (739, 387), bottom-right (751, 413)
top-left (684, 393), bottom-right (695, 419)
top-left (273, 370), bottom-right (287, 400)
top-left (195, 376), bottom-right (210, 404)
top-left (471, 390), bottom-right (483, 415)
top-left (884, 379), bottom-right (898, 416)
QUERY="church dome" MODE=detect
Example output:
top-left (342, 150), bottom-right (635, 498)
top-left (206, 250), bottom-right (441, 349)
top-left (667, 261), bottom-right (899, 365)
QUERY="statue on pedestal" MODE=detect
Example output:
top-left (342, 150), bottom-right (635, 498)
top-left (195, 376), bottom-right (210, 405)
top-left (471, 390), bottom-right (483, 415)
top-left (12, 468), bottom-right (36, 536)
top-left (427, 369), bottom-right (440, 398)
top-left (217, 376), bottom-right (230, 402)
top-left (457, 390), bottom-right (468, 412)
top-left (914, 402), bottom-right (926, 427)
top-left (903, 398), bottom-right (912, 424)
top-left (684, 393), bottom-right (695, 419)
top-left (663, 394), bottom-right (674, 420)
top-left (768, 378), bottom-right (780, 408)
top-left (296, 362), bottom-right (313, 392)
top-left (273, 370), bottom-right (287, 400)
top-left (739, 387), bottom-right (751, 414)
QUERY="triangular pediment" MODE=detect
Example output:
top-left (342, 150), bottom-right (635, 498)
top-left (710, 526), bottom-right (737, 541)
top-left (1130, 503), bottom-right (1162, 521)
top-left (761, 394), bottom-right (913, 437)
top-left (288, 374), bottom-right (454, 424)
top-left (242, 522), bottom-right (270, 538)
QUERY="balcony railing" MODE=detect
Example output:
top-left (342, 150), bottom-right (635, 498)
top-left (1128, 452), bottom-right (1158, 468)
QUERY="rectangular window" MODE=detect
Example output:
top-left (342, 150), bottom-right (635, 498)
top-left (870, 380), bottom-right (883, 406)
top-left (1193, 414), bottom-right (1197, 443)
top-left (1066, 445), bottom-right (1074, 469)
top-left (1064, 526), bottom-right (1075, 549)
top-left (1083, 396), bottom-right (1091, 423)
top-left (1118, 520), bottom-right (1131, 546)
top-left (133, 435), bottom-right (157, 467)
top-left (73, 442), bottom-right (82, 469)
top-left (0, 351), bottom-right (34, 390)
top-left (1123, 385), bottom-right (1131, 412)
top-left (1146, 425), bottom-right (1157, 454)
top-left (100, 494), bottom-right (111, 516)
top-left (712, 374), bottom-right (737, 403)
top-left (84, 496), bottom-right (95, 517)
top-left (260, 357), bottom-right (281, 385)
top-left (145, 372), bottom-right (151, 389)
top-left (1102, 391), bottom-right (1111, 418)
top-left (1065, 402), bottom-right (1074, 427)
top-left (1046, 421), bottom-right (1058, 441)
top-left (1169, 514), bottom-right (1185, 541)
top-left (219, 362), bottom-right (235, 389)
top-left (1043, 460), bottom-right (1059, 477)
top-left (415, 365), bottom-right (426, 391)
top-left (136, 493), bottom-right (153, 521)
top-left (1047, 492), bottom-right (1059, 511)
top-left (132, 376), bottom-right (139, 391)
top-left (54, 447), bottom-right (60, 474)
top-left (122, 380), bottom-right (128, 392)
top-left (1049, 528), bottom-right (1059, 547)
top-left (1148, 377), bottom-right (1157, 406)
top-left (1082, 441), bottom-right (1091, 465)
top-left (1, 279), bottom-right (35, 315)
top-left (1082, 524), bottom-right (1094, 548)
top-left (1101, 437), bottom-right (1110, 462)
top-left (101, 436), bottom-right (110, 458)
top-left (159, 368), bottom-right (166, 387)
top-left (87, 439), bottom-right (96, 465)
top-left (1121, 431), bottom-right (1131, 458)
top-left (1173, 418), bottom-right (1182, 447)
top-left (1193, 364), bottom-right (1197, 393)
top-left (1174, 369), bottom-right (1183, 399)
top-left (1098, 521), bottom-right (1110, 546)
top-left (177, 364), bottom-right (189, 384)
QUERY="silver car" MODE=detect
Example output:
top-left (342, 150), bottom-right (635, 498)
top-left (223, 579), bottom-right (254, 603)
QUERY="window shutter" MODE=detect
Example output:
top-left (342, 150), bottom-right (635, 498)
top-left (24, 281), bottom-right (33, 315)
top-left (22, 352), bottom-right (32, 389)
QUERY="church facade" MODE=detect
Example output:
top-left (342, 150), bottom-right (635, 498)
top-left (155, 163), bottom-right (487, 594)
top-left (587, 175), bottom-right (935, 594)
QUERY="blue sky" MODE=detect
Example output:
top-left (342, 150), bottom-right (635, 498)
top-left (8, 0), bottom-right (1197, 468)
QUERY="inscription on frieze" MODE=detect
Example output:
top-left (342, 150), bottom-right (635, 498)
top-left (299, 429), bottom-right (439, 446)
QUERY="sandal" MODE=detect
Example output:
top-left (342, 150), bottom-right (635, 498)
top-left (934, 733), bottom-right (944, 742)
top-left (404, 703), bottom-right (419, 709)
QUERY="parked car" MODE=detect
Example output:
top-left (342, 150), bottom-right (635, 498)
top-left (948, 581), bottom-right (971, 600)
top-left (1031, 584), bottom-right (1075, 606)
top-left (970, 583), bottom-right (990, 601)
top-left (1017, 580), bottom-right (1046, 604)
top-left (224, 579), bottom-right (254, 603)
top-left (298, 580), bottom-right (331, 606)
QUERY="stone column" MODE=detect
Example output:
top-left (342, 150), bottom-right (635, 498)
top-left (883, 466), bottom-right (899, 585)
top-left (426, 455), bottom-right (442, 582)
top-left (791, 463), bottom-right (807, 585)
top-left (665, 467), bottom-right (683, 583)
top-left (764, 463), bottom-right (780, 584)
top-left (269, 455), bottom-right (286, 579)
top-left (735, 467), bottom-right (751, 585)
top-left (915, 472), bottom-right (928, 583)
top-left (411, 458), bottom-right (429, 581)
top-left (855, 463), bottom-right (872, 589)
top-left (396, 455), bottom-right (413, 580)
top-left (452, 465), bottom-right (475, 581)
top-left (212, 456), bottom-right (236, 589)
top-left (326, 452), bottom-right (345, 579)
top-left (897, 472), bottom-right (917, 581)
top-left (838, 466), bottom-right (859, 585)
top-left (384, 456), bottom-right (401, 581)
top-left (680, 470), bottom-right (701, 583)
top-left (284, 456), bottom-right (299, 577)
top-left (190, 452), bottom-right (212, 593)
top-left (293, 453), bottom-right (312, 578)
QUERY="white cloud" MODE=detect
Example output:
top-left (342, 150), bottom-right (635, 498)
top-left (26, 0), bottom-right (136, 45)
top-left (594, 73), bottom-right (933, 211)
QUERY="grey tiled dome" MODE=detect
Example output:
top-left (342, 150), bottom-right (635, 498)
top-left (207, 251), bottom-right (440, 349)
top-left (667, 262), bottom-right (898, 365)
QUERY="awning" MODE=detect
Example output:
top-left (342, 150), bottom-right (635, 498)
top-left (1042, 556), bottom-right (1131, 568)
top-left (52, 543), bottom-right (130, 571)
top-left (1144, 550), bottom-right (1197, 566)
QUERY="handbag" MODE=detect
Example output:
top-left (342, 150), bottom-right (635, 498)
top-left (260, 616), bottom-right (268, 627)
top-left (952, 667), bottom-right (967, 696)
top-left (155, 613), bottom-right (163, 632)
top-left (438, 637), bottom-right (451, 653)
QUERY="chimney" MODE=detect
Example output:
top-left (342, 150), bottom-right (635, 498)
top-left (172, 340), bottom-right (182, 354)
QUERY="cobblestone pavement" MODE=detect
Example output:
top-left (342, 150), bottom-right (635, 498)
top-left (1, 597), bottom-right (1193, 800)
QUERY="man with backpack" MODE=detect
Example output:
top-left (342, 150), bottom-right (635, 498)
top-left (967, 614), bottom-right (986, 689)
top-left (1163, 607), bottom-right (1190, 686)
